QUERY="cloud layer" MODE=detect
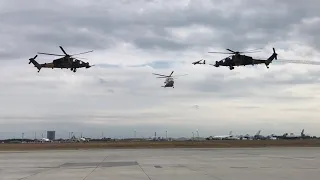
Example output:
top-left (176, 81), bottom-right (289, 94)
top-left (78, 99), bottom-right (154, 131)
top-left (0, 0), bottom-right (320, 139)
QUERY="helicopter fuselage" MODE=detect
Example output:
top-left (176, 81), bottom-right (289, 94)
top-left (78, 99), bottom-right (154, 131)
top-left (217, 55), bottom-right (254, 67)
top-left (153, 71), bottom-right (186, 88)
top-left (39, 57), bottom-right (88, 69)
top-left (209, 48), bottom-right (277, 70)
top-left (163, 77), bottom-right (174, 88)
top-left (29, 46), bottom-right (93, 73)
top-left (213, 49), bottom-right (277, 70)
top-left (29, 56), bottom-right (91, 73)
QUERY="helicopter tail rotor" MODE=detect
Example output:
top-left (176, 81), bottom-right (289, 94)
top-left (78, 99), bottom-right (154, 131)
top-left (264, 47), bottom-right (278, 68)
top-left (273, 48), bottom-right (277, 60)
top-left (28, 55), bottom-right (42, 72)
top-left (29, 55), bottom-right (37, 64)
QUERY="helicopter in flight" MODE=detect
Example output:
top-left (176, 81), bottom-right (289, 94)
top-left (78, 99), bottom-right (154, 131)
top-left (192, 59), bottom-right (206, 65)
top-left (28, 46), bottom-right (94, 73)
top-left (207, 48), bottom-right (278, 70)
top-left (152, 71), bottom-right (187, 88)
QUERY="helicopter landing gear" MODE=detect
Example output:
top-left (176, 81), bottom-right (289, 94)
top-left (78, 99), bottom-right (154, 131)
top-left (229, 66), bottom-right (234, 70)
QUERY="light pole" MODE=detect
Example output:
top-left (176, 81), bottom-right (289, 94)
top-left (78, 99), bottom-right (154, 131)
top-left (166, 130), bottom-right (168, 139)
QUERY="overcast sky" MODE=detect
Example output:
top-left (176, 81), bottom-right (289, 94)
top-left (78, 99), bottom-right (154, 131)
top-left (1, 0), bottom-right (320, 139)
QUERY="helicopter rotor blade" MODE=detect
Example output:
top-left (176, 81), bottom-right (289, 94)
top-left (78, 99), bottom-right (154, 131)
top-left (152, 73), bottom-right (167, 77)
top-left (238, 50), bottom-right (262, 54)
top-left (245, 48), bottom-right (263, 52)
top-left (226, 49), bottom-right (236, 53)
top-left (59, 46), bottom-right (68, 55)
top-left (73, 57), bottom-right (88, 60)
top-left (208, 51), bottom-right (233, 54)
top-left (217, 55), bottom-right (232, 61)
top-left (156, 76), bottom-right (167, 78)
top-left (172, 74), bottom-right (188, 78)
top-left (209, 48), bottom-right (263, 55)
top-left (169, 71), bottom-right (174, 77)
top-left (37, 52), bottom-right (65, 56)
top-left (71, 50), bottom-right (94, 56)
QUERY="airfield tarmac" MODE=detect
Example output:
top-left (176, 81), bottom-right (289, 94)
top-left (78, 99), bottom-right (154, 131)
top-left (1, 148), bottom-right (320, 180)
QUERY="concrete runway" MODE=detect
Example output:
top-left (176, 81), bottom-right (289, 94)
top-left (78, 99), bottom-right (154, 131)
top-left (1, 148), bottom-right (320, 180)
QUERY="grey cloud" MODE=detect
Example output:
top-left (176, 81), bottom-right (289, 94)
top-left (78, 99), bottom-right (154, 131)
top-left (1, 0), bottom-right (320, 61)
top-left (191, 65), bottom-right (320, 100)
top-left (235, 106), bottom-right (260, 109)
top-left (0, 112), bottom-right (173, 122)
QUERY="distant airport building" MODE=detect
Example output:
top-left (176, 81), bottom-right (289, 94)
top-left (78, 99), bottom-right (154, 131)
top-left (47, 131), bottom-right (55, 140)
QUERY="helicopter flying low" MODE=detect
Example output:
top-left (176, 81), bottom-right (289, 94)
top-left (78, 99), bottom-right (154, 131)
top-left (192, 59), bottom-right (206, 65)
top-left (28, 46), bottom-right (94, 73)
top-left (207, 48), bottom-right (278, 70)
top-left (152, 71), bottom-right (187, 88)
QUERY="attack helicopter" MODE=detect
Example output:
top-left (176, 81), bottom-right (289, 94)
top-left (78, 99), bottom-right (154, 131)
top-left (152, 71), bottom-right (187, 88)
top-left (28, 46), bottom-right (94, 73)
top-left (207, 48), bottom-right (278, 70)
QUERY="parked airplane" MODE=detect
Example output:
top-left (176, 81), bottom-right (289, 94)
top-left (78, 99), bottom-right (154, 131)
top-left (276, 129), bottom-right (309, 139)
top-left (268, 136), bottom-right (277, 140)
top-left (38, 138), bottom-right (50, 143)
top-left (69, 135), bottom-right (89, 142)
top-left (208, 131), bottom-right (233, 140)
top-left (78, 137), bottom-right (89, 142)
top-left (253, 130), bottom-right (268, 140)
top-left (241, 130), bottom-right (262, 140)
top-left (225, 134), bottom-right (241, 140)
top-left (241, 130), bottom-right (277, 140)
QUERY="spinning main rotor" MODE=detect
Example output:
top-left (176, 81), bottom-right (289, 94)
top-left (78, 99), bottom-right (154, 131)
top-left (152, 71), bottom-right (188, 79)
top-left (208, 48), bottom-right (262, 55)
top-left (37, 46), bottom-right (93, 61)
